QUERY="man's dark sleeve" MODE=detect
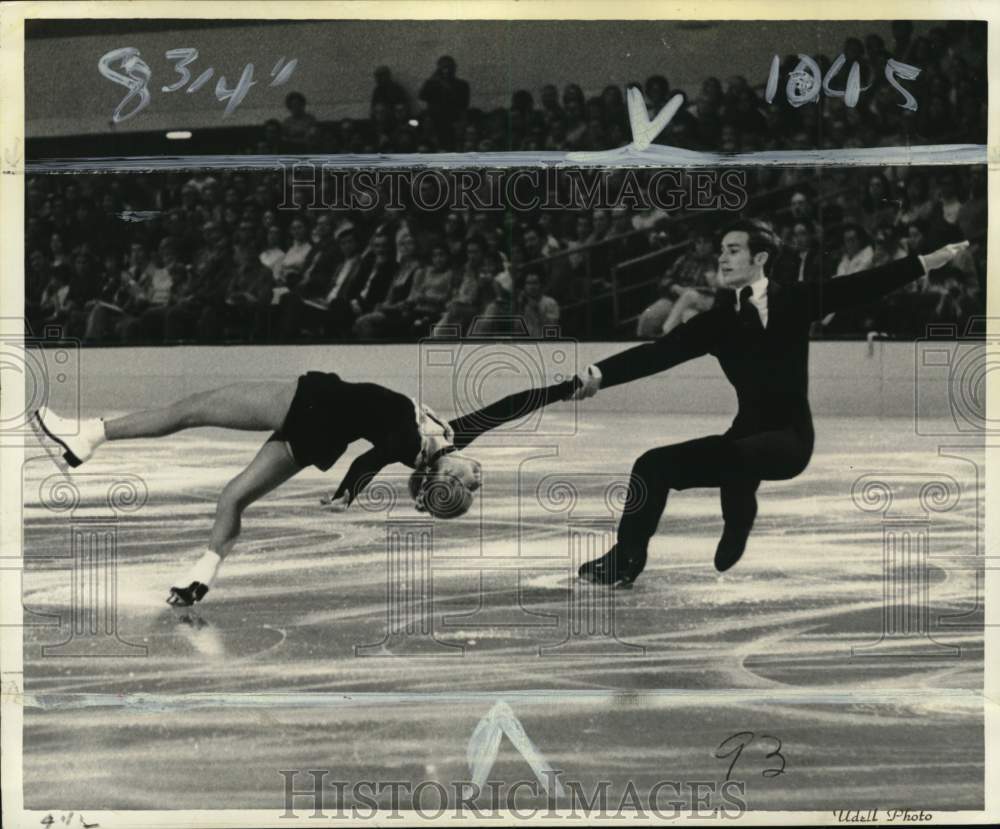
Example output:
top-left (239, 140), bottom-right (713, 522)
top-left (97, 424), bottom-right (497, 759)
top-left (595, 312), bottom-right (717, 390)
top-left (449, 379), bottom-right (577, 450)
top-left (805, 255), bottom-right (926, 320)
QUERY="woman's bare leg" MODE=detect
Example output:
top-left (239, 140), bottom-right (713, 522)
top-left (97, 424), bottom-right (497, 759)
top-left (169, 438), bottom-right (302, 605)
top-left (105, 381), bottom-right (298, 440)
top-left (210, 438), bottom-right (303, 556)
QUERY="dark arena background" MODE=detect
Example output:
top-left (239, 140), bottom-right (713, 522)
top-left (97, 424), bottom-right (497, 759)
top-left (13, 15), bottom-right (991, 818)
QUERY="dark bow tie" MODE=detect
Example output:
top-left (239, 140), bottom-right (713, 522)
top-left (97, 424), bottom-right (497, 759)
top-left (737, 285), bottom-right (763, 331)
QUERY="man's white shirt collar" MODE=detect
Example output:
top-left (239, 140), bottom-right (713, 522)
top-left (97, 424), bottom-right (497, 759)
top-left (735, 277), bottom-right (769, 328)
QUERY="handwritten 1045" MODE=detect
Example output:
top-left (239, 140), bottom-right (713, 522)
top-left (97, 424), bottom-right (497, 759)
top-left (98, 47), bottom-right (298, 123)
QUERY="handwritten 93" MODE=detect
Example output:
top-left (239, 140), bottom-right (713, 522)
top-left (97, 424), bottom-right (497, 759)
top-left (98, 47), bottom-right (299, 124)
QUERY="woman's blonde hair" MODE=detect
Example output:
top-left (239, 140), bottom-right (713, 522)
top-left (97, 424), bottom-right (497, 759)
top-left (408, 452), bottom-right (474, 519)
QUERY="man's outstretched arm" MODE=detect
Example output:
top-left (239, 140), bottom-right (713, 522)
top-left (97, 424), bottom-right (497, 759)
top-left (449, 379), bottom-right (578, 450)
top-left (574, 311), bottom-right (717, 399)
top-left (806, 242), bottom-right (969, 320)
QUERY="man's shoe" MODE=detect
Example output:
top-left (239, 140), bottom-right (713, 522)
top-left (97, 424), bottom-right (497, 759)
top-left (167, 581), bottom-right (210, 607)
top-left (714, 522), bottom-right (752, 572)
top-left (579, 546), bottom-right (646, 588)
top-left (578, 546), bottom-right (618, 582)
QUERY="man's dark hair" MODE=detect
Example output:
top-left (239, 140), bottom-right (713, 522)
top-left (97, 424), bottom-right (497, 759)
top-left (723, 218), bottom-right (781, 275)
top-left (841, 222), bottom-right (869, 245)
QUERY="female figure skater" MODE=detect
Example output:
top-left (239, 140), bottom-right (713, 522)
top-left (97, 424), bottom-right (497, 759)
top-left (33, 371), bottom-right (575, 606)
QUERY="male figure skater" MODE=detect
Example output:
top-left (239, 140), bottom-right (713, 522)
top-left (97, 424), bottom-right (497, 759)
top-left (572, 218), bottom-right (968, 587)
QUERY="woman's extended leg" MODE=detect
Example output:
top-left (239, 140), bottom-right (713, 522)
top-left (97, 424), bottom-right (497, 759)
top-left (168, 437), bottom-right (303, 606)
top-left (209, 437), bottom-right (302, 556)
top-left (105, 381), bottom-right (298, 440)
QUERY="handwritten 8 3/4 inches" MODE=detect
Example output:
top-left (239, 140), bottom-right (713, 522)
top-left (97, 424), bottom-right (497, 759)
top-left (97, 47), bottom-right (298, 123)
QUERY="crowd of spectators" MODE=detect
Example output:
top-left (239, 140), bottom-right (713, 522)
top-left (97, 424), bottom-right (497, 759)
top-left (24, 20), bottom-right (987, 344)
top-left (24, 161), bottom-right (985, 344)
top-left (639, 165), bottom-right (986, 339)
top-left (249, 21), bottom-right (985, 157)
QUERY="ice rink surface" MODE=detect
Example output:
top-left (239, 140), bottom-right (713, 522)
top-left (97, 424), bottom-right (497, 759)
top-left (19, 412), bottom-right (985, 810)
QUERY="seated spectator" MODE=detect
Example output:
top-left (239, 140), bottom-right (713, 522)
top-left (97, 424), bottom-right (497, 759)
top-left (349, 233), bottom-right (398, 322)
top-left (119, 237), bottom-right (182, 342)
top-left (518, 270), bottom-right (560, 337)
top-left (903, 218), bottom-right (933, 256)
top-left (279, 216), bottom-right (313, 284)
top-left (957, 167), bottom-right (987, 243)
top-left (774, 221), bottom-right (822, 285)
top-left (539, 84), bottom-right (562, 119)
top-left (372, 66), bottom-right (408, 111)
top-left (259, 225), bottom-right (286, 281)
top-left (566, 212), bottom-right (593, 274)
top-left (443, 212), bottom-right (467, 261)
top-left (354, 232), bottom-right (424, 339)
top-left (563, 99), bottom-right (588, 148)
top-left (184, 172), bottom-right (218, 195)
top-left (84, 242), bottom-right (153, 341)
top-left (33, 263), bottom-right (75, 335)
top-left (25, 249), bottom-right (51, 327)
top-left (636, 278), bottom-right (677, 338)
top-left (896, 174), bottom-right (935, 226)
top-left (405, 243), bottom-right (457, 336)
top-left (478, 269), bottom-right (516, 336)
top-left (660, 282), bottom-right (719, 336)
top-left (281, 92), bottom-right (317, 149)
top-left (64, 251), bottom-right (103, 337)
top-left (788, 191), bottom-right (814, 223)
top-left (225, 246), bottom-right (273, 341)
top-left (835, 223), bottom-right (874, 276)
top-left (280, 221), bottom-right (364, 340)
top-left (432, 236), bottom-right (494, 337)
top-left (665, 231), bottom-right (716, 290)
top-left (860, 173), bottom-right (898, 233)
top-left (935, 171), bottom-right (965, 226)
top-left (607, 206), bottom-right (648, 260)
top-left (511, 88), bottom-right (535, 121)
top-left (644, 74), bottom-right (671, 116)
top-left (164, 222), bottom-right (232, 341)
top-left (601, 84), bottom-right (627, 129)
top-left (256, 119), bottom-right (284, 153)
top-left (419, 56), bottom-right (470, 149)
top-left (870, 223), bottom-right (907, 267)
top-left (823, 223), bottom-right (876, 333)
top-left (49, 232), bottom-right (69, 269)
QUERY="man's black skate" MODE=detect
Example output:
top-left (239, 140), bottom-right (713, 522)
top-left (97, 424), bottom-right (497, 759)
top-left (578, 546), bottom-right (645, 588)
top-left (578, 545), bottom-right (618, 582)
top-left (166, 581), bottom-right (209, 607)
top-left (714, 516), bottom-right (755, 572)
